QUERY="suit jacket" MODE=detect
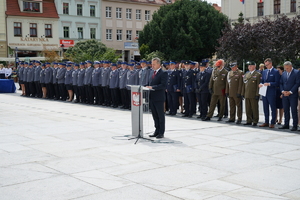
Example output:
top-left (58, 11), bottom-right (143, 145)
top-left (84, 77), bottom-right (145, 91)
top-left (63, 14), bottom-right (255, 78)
top-left (260, 68), bottom-right (280, 96)
top-left (109, 69), bottom-right (119, 89)
top-left (119, 69), bottom-right (128, 89)
top-left (182, 69), bottom-right (196, 93)
top-left (77, 68), bottom-right (85, 87)
top-left (149, 68), bottom-right (168, 102)
top-left (56, 67), bottom-right (66, 84)
top-left (280, 69), bottom-right (300, 98)
top-left (34, 66), bottom-right (41, 82)
top-left (166, 69), bottom-right (181, 92)
top-left (84, 67), bottom-right (93, 85)
top-left (92, 67), bottom-right (101, 86)
top-left (64, 69), bottom-right (73, 85)
top-left (72, 69), bottom-right (79, 86)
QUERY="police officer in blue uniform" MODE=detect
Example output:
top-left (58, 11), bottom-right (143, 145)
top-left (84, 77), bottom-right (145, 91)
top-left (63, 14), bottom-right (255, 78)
top-left (65, 64), bottom-right (73, 102)
top-left (195, 62), bottom-right (212, 119)
top-left (126, 63), bottom-right (139, 110)
top-left (45, 62), bottom-right (53, 99)
top-left (72, 63), bottom-right (79, 102)
top-left (182, 61), bottom-right (196, 117)
top-left (77, 62), bottom-right (86, 103)
top-left (166, 61), bottom-right (181, 115)
top-left (119, 62), bottom-right (128, 109)
top-left (34, 61), bottom-right (42, 98)
top-left (92, 61), bottom-right (102, 105)
top-left (109, 63), bottom-right (119, 108)
top-left (101, 61), bottom-right (112, 106)
top-left (56, 63), bottom-right (67, 101)
top-left (52, 62), bottom-right (59, 100)
top-left (83, 60), bottom-right (94, 104)
top-left (27, 63), bottom-right (36, 97)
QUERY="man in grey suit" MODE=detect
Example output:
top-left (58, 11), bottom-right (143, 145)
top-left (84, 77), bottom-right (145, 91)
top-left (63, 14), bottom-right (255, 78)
top-left (56, 63), bottom-right (67, 101)
top-left (84, 60), bottom-right (94, 104)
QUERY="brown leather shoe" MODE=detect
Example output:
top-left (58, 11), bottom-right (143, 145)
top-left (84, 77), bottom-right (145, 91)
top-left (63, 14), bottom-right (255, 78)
top-left (259, 123), bottom-right (269, 127)
top-left (269, 124), bottom-right (275, 128)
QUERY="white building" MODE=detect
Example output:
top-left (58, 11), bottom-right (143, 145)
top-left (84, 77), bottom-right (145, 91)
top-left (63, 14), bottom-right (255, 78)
top-left (54, 0), bottom-right (101, 50)
top-left (6, 0), bottom-right (60, 58)
top-left (222, 0), bottom-right (298, 24)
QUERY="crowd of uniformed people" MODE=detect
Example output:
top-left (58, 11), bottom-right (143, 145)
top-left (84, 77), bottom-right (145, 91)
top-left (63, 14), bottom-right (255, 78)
top-left (15, 57), bottom-right (300, 131)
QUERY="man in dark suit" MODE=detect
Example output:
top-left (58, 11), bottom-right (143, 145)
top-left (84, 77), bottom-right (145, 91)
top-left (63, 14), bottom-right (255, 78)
top-left (146, 57), bottom-right (168, 139)
top-left (259, 58), bottom-right (280, 128)
top-left (279, 61), bottom-right (300, 131)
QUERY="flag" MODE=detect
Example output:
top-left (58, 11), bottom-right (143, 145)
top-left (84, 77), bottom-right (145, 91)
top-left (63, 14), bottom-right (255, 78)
top-left (240, 0), bottom-right (244, 4)
top-left (259, 0), bottom-right (263, 2)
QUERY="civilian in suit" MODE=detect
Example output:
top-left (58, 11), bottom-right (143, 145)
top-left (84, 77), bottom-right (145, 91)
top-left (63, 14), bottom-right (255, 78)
top-left (259, 58), bottom-right (280, 128)
top-left (166, 61), bottom-right (181, 115)
top-left (195, 62), bottom-right (211, 119)
top-left (279, 61), bottom-right (300, 131)
top-left (146, 57), bottom-right (168, 139)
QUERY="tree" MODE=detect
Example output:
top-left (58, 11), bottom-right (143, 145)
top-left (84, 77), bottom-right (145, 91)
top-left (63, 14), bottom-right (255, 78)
top-left (42, 48), bottom-right (60, 63)
top-left (64, 39), bottom-right (120, 63)
top-left (144, 50), bottom-right (166, 61)
top-left (217, 15), bottom-right (300, 67)
top-left (138, 0), bottom-right (227, 61)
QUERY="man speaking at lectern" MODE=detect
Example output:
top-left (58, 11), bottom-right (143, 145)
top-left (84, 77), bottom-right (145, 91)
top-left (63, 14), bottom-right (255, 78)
top-left (146, 57), bottom-right (168, 139)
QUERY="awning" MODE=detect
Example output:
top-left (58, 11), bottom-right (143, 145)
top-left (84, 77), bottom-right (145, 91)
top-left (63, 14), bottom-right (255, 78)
top-left (9, 46), bottom-right (60, 51)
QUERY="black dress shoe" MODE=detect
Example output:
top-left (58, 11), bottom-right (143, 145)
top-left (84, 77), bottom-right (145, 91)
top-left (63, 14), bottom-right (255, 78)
top-left (213, 115), bottom-right (219, 118)
top-left (156, 135), bottom-right (164, 139)
top-left (223, 115), bottom-right (228, 119)
top-left (226, 120), bottom-right (235, 123)
top-left (217, 117), bottom-right (222, 121)
top-left (149, 133), bottom-right (158, 137)
top-left (279, 125), bottom-right (289, 129)
top-left (182, 115), bottom-right (188, 117)
top-left (188, 115), bottom-right (193, 118)
top-left (236, 120), bottom-right (241, 124)
top-left (202, 117), bottom-right (211, 121)
top-left (252, 123), bottom-right (257, 126)
top-left (291, 127), bottom-right (298, 131)
top-left (244, 123), bottom-right (252, 125)
top-left (197, 116), bottom-right (202, 119)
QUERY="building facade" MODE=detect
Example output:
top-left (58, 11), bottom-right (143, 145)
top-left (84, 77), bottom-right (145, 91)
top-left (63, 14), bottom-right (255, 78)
top-left (101, 0), bottom-right (171, 61)
top-left (6, 0), bottom-right (59, 57)
top-left (222, 0), bottom-right (298, 24)
top-left (0, 0), bottom-right (7, 57)
top-left (55, 0), bottom-right (101, 50)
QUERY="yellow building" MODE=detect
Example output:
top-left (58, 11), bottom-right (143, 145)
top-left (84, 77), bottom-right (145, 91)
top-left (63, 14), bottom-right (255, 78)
top-left (0, 0), bottom-right (7, 57)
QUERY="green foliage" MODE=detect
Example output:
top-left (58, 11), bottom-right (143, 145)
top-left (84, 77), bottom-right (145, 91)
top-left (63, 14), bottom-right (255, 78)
top-left (64, 39), bottom-right (120, 63)
top-left (232, 12), bottom-right (244, 26)
top-left (139, 44), bottom-right (150, 59)
top-left (144, 50), bottom-right (166, 61)
top-left (138, 0), bottom-right (227, 61)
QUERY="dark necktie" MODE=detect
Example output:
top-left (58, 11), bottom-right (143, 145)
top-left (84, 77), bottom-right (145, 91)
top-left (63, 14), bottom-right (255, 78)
top-left (287, 72), bottom-right (291, 79)
top-left (266, 69), bottom-right (270, 79)
top-left (152, 71), bottom-right (157, 79)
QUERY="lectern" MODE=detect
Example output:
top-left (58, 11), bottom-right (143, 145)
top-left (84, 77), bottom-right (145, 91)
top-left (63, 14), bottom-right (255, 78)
top-left (128, 85), bottom-right (151, 138)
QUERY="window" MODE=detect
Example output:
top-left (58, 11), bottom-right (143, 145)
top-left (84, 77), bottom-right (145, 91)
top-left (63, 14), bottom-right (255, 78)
top-left (90, 28), bottom-right (96, 39)
top-left (136, 30), bottom-right (141, 38)
top-left (30, 23), bottom-right (37, 37)
top-left (126, 8), bottom-right (132, 19)
top-left (274, 0), bottom-right (280, 14)
top-left (77, 4), bottom-right (82, 15)
top-left (14, 22), bottom-right (22, 37)
top-left (116, 8), bottom-right (122, 19)
top-left (90, 5), bottom-right (95, 16)
top-left (106, 7), bottom-right (111, 18)
top-left (63, 26), bottom-right (69, 38)
top-left (63, 3), bottom-right (69, 14)
top-left (78, 27), bottom-right (83, 39)
top-left (126, 30), bottom-right (132, 41)
top-left (257, 2), bottom-right (264, 16)
top-left (106, 29), bottom-right (112, 40)
top-left (291, 0), bottom-right (296, 12)
top-left (145, 10), bottom-right (150, 21)
top-left (45, 24), bottom-right (52, 38)
top-left (116, 29), bottom-right (122, 41)
top-left (167, 0), bottom-right (171, 3)
top-left (23, 2), bottom-right (40, 12)
top-left (136, 9), bottom-right (141, 20)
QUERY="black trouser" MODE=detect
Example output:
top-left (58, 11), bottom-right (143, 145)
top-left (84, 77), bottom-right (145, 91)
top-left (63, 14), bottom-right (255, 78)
top-left (183, 92), bottom-right (195, 116)
top-left (167, 91), bottom-right (179, 114)
top-left (150, 100), bottom-right (165, 136)
top-left (93, 86), bottom-right (100, 104)
top-left (127, 90), bottom-right (131, 109)
top-left (58, 83), bottom-right (67, 100)
top-left (110, 88), bottom-right (119, 107)
top-left (29, 82), bottom-right (36, 97)
top-left (85, 85), bottom-right (94, 104)
top-left (46, 83), bottom-right (54, 99)
top-left (35, 81), bottom-right (42, 98)
top-left (25, 81), bottom-right (30, 96)
top-left (196, 92), bottom-right (210, 118)
top-left (53, 83), bottom-right (59, 99)
top-left (103, 86), bottom-right (111, 105)
top-left (73, 85), bottom-right (78, 101)
top-left (217, 98), bottom-right (228, 116)
top-left (116, 88), bottom-right (121, 106)
top-left (120, 88), bottom-right (127, 107)
top-left (78, 86), bottom-right (86, 103)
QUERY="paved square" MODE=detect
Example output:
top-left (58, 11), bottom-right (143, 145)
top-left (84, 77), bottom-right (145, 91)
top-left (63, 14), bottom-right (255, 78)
top-left (0, 91), bottom-right (300, 200)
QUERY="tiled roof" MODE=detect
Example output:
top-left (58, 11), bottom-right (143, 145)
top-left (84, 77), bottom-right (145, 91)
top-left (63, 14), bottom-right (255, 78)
top-left (6, 0), bottom-right (59, 18)
top-left (102, 0), bottom-right (171, 5)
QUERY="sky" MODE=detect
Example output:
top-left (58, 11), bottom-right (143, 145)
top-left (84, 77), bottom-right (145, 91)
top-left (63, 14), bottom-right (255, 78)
top-left (206, 0), bottom-right (222, 6)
